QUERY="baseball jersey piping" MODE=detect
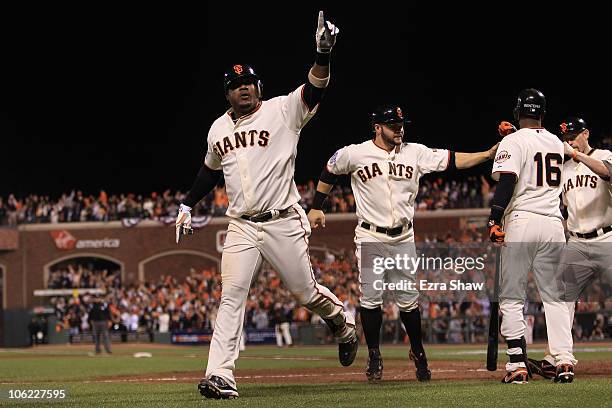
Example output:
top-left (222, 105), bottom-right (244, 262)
top-left (292, 204), bottom-right (343, 308)
top-left (370, 140), bottom-right (394, 154)
top-left (225, 101), bottom-right (263, 123)
top-left (299, 84), bottom-right (318, 113)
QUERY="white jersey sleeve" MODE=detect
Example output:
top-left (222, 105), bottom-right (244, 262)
top-left (603, 150), bottom-right (612, 183)
top-left (280, 84), bottom-right (318, 132)
top-left (417, 144), bottom-right (450, 174)
top-left (204, 130), bottom-right (222, 170)
top-left (563, 148), bottom-right (612, 232)
top-left (491, 136), bottom-right (523, 181)
top-left (326, 146), bottom-right (353, 175)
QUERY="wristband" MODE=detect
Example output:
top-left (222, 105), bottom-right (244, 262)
top-left (315, 51), bottom-right (330, 66)
top-left (312, 191), bottom-right (328, 210)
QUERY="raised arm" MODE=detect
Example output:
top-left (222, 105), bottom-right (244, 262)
top-left (302, 11), bottom-right (339, 111)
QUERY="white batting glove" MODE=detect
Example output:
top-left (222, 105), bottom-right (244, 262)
top-left (316, 11), bottom-right (339, 53)
top-left (175, 203), bottom-right (193, 244)
top-left (564, 142), bottom-right (578, 161)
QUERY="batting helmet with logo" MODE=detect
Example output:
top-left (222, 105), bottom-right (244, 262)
top-left (559, 117), bottom-right (588, 139)
top-left (371, 104), bottom-right (411, 126)
top-left (223, 64), bottom-right (262, 96)
top-left (513, 88), bottom-right (546, 121)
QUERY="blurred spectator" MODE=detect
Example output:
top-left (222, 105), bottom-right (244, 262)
top-left (158, 309), bottom-right (170, 333)
top-left (1, 175), bottom-right (490, 226)
top-left (28, 316), bottom-right (47, 345)
top-left (253, 306), bottom-right (269, 330)
top-left (89, 294), bottom-right (112, 354)
top-left (273, 302), bottom-right (293, 347)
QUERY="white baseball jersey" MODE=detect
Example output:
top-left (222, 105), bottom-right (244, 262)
top-left (492, 128), bottom-right (564, 219)
top-left (204, 85), bottom-right (317, 218)
top-left (326, 140), bottom-right (450, 228)
top-left (562, 149), bottom-right (612, 233)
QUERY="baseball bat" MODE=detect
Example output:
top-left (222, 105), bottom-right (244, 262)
top-left (486, 247), bottom-right (501, 371)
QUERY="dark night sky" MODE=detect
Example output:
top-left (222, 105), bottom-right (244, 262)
top-left (2, 3), bottom-right (610, 197)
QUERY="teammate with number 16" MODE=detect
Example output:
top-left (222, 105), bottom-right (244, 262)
top-left (488, 88), bottom-right (575, 384)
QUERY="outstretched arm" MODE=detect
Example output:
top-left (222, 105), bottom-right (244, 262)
top-left (452, 120), bottom-right (513, 170)
top-left (455, 143), bottom-right (499, 169)
top-left (564, 143), bottom-right (611, 180)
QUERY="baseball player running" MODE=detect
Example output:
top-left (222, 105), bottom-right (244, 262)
top-left (527, 117), bottom-right (612, 382)
top-left (176, 12), bottom-right (358, 399)
top-left (488, 89), bottom-right (575, 384)
top-left (307, 104), bottom-right (498, 382)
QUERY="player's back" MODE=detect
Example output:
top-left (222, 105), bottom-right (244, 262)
top-left (493, 127), bottom-right (564, 219)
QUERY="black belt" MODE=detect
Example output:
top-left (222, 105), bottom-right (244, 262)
top-left (241, 207), bottom-right (291, 223)
top-left (360, 221), bottom-right (412, 237)
top-left (569, 225), bottom-right (612, 239)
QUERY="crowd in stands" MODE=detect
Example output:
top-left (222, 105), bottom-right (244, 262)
top-left (47, 228), bottom-right (610, 343)
top-left (48, 264), bottom-right (121, 290)
top-left (5, 137), bottom-right (612, 228)
top-left (0, 176), bottom-right (491, 226)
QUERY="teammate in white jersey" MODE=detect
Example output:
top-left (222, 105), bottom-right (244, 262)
top-left (527, 117), bottom-right (612, 382)
top-left (488, 88), bottom-right (575, 384)
top-left (560, 118), bottom-right (612, 236)
top-left (175, 12), bottom-right (358, 400)
top-left (307, 104), bottom-right (498, 382)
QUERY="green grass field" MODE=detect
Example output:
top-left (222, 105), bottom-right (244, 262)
top-left (1, 343), bottom-right (610, 407)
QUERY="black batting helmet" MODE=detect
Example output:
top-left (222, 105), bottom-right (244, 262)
top-left (513, 88), bottom-right (546, 121)
top-left (223, 64), bottom-right (262, 95)
top-left (371, 104), bottom-right (411, 126)
top-left (559, 117), bottom-right (588, 139)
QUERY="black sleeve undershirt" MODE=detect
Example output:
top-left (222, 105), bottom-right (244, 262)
top-left (446, 151), bottom-right (456, 171)
top-left (312, 166), bottom-right (339, 210)
top-left (320, 166), bottom-right (338, 185)
top-left (302, 52), bottom-right (329, 111)
top-left (183, 165), bottom-right (223, 208)
top-left (489, 173), bottom-right (516, 223)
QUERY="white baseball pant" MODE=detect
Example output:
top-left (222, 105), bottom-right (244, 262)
top-left (205, 204), bottom-right (355, 389)
top-left (355, 225), bottom-right (419, 312)
top-left (499, 211), bottom-right (575, 369)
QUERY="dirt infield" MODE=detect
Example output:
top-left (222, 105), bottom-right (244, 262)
top-left (88, 358), bottom-right (611, 385)
top-left (2, 342), bottom-right (610, 385)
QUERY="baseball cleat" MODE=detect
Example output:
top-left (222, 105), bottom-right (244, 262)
top-left (501, 367), bottom-right (529, 384)
top-left (339, 333), bottom-right (359, 367)
top-left (527, 358), bottom-right (555, 379)
top-left (554, 364), bottom-right (575, 383)
top-left (365, 348), bottom-right (383, 382)
top-left (409, 349), bottom-right (431, 382)
top-left (198, 375), bottom-right (239, 399)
